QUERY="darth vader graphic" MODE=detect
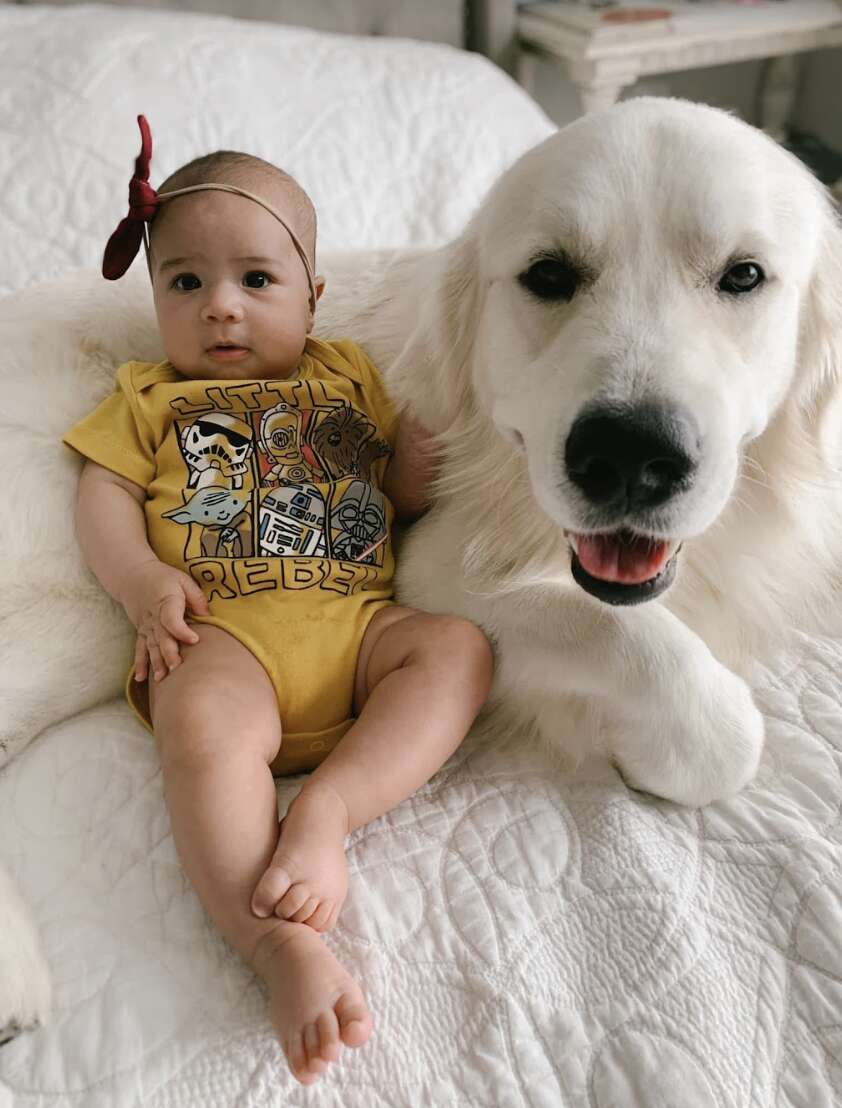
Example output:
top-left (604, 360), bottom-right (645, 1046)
top-left (330, 480), bottom-right (388, 564)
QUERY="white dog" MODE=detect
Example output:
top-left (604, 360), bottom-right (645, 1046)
top-left (4, 95), bottom-right (842, 1039)
top-left (323, 96), bottom-right (842, 808)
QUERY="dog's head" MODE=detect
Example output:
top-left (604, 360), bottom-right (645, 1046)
top-left (394, 97), bottom-right (842, 605)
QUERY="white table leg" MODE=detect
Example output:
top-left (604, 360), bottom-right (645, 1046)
top-left (572, 79), bottom-right (628, 113)
top-left (516, 48), bottom-right (540, 98)
top-left (758, 54), bottom-right (801, 142)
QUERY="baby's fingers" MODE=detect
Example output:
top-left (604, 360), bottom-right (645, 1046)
top-left (154, 626), bottom-right (185, 676)
top-left (183, 577), bottom-right (210, 617)
top-left (146, 637), bottom-right (168, 683)
top-left (159, 594), bottom-right (200, 646)
top-left (133, 634), bottom-right (150, 683)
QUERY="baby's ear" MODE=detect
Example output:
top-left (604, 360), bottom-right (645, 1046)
top-left (307, 275), bottom-right (327, 333)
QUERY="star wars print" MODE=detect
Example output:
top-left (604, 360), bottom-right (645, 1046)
top-left (162, 378), bottom-right (391, 594)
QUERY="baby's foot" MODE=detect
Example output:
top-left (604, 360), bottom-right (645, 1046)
top-left (254, 921), bottom-right (372, 1085)
top-left (252, 780), bottom-right (349, 931)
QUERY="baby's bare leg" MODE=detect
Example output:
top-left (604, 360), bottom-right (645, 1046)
top-left (252, 608), bottom-right (493, 925)
top-left (149, 624), bottom-right (371, 1084)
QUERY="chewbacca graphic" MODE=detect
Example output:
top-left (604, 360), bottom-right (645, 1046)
top-left (308, 406), bottom-right (390, 481)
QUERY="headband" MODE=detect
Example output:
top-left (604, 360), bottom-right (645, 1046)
top-left (102, 115), bottom-right (318, 313)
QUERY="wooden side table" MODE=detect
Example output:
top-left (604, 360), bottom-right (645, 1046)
top-left (516, 1), bottom-right (842, 139)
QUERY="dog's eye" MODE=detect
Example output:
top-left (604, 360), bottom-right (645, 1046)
top-left (719, 262), bottom-right (764, 295)
top-left (519, 257), bottom-right (580, 302)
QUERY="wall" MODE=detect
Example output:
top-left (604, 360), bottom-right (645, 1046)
top-left (793, 47), bottom-right (842, 149)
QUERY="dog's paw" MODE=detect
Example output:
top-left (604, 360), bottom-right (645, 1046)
top-left (613, 668), bottom-right (765, 808)
top-left (0, 864), bottom-right (50, 1044)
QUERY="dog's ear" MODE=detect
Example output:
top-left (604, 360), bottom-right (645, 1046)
top-left (796, 196), bottom-right (842, 442)
top-left (387, 230), bottom-right (482, 436)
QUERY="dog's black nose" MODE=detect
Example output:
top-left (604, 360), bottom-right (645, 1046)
top-left (564, 404), bottom-right (699, 510)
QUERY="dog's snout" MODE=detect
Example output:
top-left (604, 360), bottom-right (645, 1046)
top-left (564, 404), bottom-right (699, 511)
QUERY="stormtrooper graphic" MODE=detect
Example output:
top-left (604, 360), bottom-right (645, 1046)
top-left (179, 412), bottom-right (254, 490)
top-left (330, 479), bottom-right (387, 564)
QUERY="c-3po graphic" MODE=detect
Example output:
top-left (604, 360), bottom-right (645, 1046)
top-left (258, 402), bottom-right (311, 485)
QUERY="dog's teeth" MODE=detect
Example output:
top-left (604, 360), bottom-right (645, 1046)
top-left (568, 534), bottom-right (580, 554)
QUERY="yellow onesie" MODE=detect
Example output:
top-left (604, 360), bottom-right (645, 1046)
top-left (64, 337), bottom-right (398, 774)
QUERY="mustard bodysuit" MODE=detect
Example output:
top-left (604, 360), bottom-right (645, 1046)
top-left (64, 337), bottom-right (397, 774)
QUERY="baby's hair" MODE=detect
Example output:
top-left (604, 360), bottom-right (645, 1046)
top-left (153, 150), bottom-right (317, 265)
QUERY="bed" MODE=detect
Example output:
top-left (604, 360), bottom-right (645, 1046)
top-left (2, 3), bottom-right (842, 1106)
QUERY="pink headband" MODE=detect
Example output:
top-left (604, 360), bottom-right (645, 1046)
top-left (102, 115), bottom-right (318, 313)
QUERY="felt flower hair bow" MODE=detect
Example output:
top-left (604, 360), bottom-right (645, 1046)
top-left (102, 115), bottom-right (158, 281)
top-left (101, 115), bottom-right (318, 312)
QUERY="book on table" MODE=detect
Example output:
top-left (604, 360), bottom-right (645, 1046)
top-left (519, 1), bottom-right (842, 44)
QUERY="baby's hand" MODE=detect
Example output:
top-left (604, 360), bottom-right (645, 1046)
top-left (119, 559), bottom-right (210, 683)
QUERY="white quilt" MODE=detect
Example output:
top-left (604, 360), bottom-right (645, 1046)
top-left (2, 631), bottom-right (842, 1106)
top-left (2, 5), bottom-right (842, 1107)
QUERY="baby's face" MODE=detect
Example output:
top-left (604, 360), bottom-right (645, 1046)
top-left (150, 189), bottom-right (318, 380)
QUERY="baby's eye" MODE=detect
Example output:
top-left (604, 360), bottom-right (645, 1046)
top-left (172, 273), bottom-right (201, 292)
top-left (243, 271), bottom-right (271, 289)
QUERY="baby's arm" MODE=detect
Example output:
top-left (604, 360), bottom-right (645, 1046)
top-left (381, 415), bottom-right (437, 521)
top-left (75, 460), bottom-right (209, 681)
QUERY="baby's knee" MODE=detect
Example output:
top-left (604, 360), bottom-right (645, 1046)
top-left (155, 701), bottom-right (229, 770)
top-left (426, 614), bottom-right (494, 687)
top-left (155, 696), bottom-right (278, 771)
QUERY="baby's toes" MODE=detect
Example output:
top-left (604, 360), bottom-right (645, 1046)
top-left (303, 1023), bottom-right (330, 1077)
top-left (251, 864), bottom-right (293, 919)
top-left (290, 896), bottom-right (320, 925)
top-left (306, 900), bottom-right (337, 932)
top-left (335, 990), bottom-right (372, 1049)
top-left (275, 882), bottom-right (313, 920)
top-left (317, 1010), bottom-right (342, 1062)
top-left (286, 1031), bottom-right (316, 1086)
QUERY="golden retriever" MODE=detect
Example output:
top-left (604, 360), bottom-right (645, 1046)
top-left (321, 97), bottom-right (842, 807)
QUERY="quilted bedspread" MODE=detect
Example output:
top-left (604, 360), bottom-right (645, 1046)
top-left (0, 4), bottom-right (550, 298)
top-left (1, 629), bottom-right (842, 1107)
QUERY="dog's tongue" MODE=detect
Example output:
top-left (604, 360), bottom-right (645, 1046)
top-left (575, 532), bottom-right (671, 585)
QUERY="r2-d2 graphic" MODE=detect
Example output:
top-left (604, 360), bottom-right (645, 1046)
top-left (259, 482), bottom-right (327, 556)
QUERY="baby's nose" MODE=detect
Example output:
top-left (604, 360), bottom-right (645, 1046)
top-left (202, 285), bottom-right (245, 322)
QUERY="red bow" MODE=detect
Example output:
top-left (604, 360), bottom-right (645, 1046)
top-left (102, 115), bottom-right (158, 280)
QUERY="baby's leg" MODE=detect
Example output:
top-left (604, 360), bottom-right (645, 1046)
top-left (148, 624), bottom-right (371, 1084)
top-left (252, 608), bottom-right (493, 925)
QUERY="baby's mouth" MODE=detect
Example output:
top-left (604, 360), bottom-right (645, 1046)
top-left (208, 343), bottom-right (250, 360)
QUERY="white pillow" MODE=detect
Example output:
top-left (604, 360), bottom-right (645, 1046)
top-left (0, 3), bottom-right (553, 296)
top-left (0, 270), bottom-right (161, 767)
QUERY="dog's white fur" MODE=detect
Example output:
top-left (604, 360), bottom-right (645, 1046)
top-left (325, 97), bottom-right (842, 808)
top-left (4, 96), bottom-right (842, 1036)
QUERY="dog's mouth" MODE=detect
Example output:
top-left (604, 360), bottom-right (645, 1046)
top-left (565, 529), bottom-right (682, 606)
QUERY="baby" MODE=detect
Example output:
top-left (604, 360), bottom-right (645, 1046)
top-left (64, 117), bottom-right (493, 1085)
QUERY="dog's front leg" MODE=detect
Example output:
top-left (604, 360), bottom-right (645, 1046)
top-left (0, 861), bottom-right (51, 1042)
top-left (495, 591), bottom-right (764, 807)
